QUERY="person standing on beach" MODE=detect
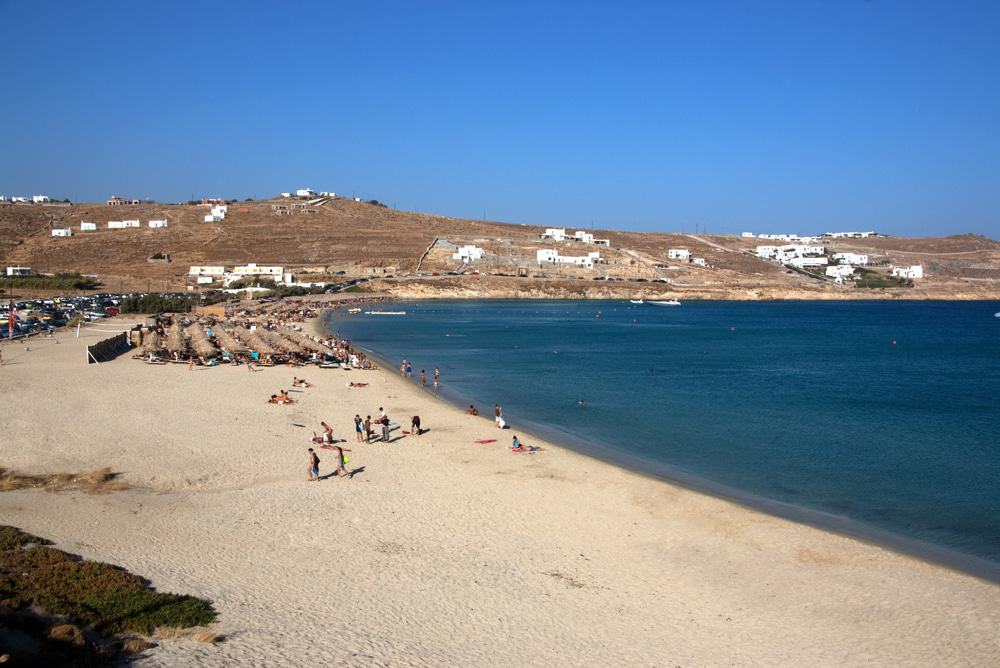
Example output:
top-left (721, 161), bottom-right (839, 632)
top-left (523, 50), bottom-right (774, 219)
top-left (364, 415), bottom-right (372, 443)
top-left (400, 359), bottom-right (407, 376)
top-left (433, 367), bottom-right (440, 388)
top-left (419, 369), bottom-right (427, 387)
top-left (406, 361), bottom-right (413, 377)
top-left (381, 413), bottom-right (391, 443)
top-left (307, 448), bottom-right (320, 481)
top-left (354, 414), bottom-right (364, 442)
top-left (495, 404), bottom-right (503, 429)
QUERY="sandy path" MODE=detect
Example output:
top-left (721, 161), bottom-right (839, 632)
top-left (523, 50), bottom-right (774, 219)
top-left (0, 321), bottom-right (998, 666)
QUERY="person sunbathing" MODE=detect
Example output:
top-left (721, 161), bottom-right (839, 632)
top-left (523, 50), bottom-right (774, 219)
top-left (347, 382), bottom-right (369, 388)
top-left (466, 404), bottom-right (479, 416)
top-left (292, 377), bottom-right (312, 388)
top-left (268, 394), bottom-right (280, 404)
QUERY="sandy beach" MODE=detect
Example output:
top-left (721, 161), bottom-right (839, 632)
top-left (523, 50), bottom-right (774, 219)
top-left (1, 317), bottom-right (998, 667)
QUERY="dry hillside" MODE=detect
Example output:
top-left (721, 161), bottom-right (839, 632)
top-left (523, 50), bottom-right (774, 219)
top-left (1, 199), bottom-right (998, 299)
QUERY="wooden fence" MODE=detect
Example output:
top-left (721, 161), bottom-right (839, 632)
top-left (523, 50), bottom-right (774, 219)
top-left (86, 331), bottom-right (131, 364)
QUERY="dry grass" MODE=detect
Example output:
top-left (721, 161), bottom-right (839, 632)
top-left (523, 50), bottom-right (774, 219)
top-left (192, 630), bottom-right (225, 644)
top-left (0, 466), bottom-right (127, 494)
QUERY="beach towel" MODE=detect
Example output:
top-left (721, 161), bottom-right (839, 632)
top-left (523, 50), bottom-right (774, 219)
top-left (511, 446), bottom-right (543, 453)
top-left (474, 439), bottom-right (497, 444)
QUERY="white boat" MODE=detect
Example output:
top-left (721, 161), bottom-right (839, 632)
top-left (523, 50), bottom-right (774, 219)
top-left (364, 310), bottom-right (407, 315)
top-left (650, 300), bottom-right (681, 306)
top-left (347, 307), bottom-right (361, 314)
top-left (629, 299), bottom-right (644, 304)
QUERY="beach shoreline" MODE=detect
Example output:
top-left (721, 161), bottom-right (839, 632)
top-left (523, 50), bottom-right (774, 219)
top-left (0, 313), bottom-right (997, 665)
top-left (320, 307), bottom-right (1000, 584)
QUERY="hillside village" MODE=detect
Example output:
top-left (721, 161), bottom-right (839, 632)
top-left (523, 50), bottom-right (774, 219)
top-left (1, 189), bottom-right (999, 300)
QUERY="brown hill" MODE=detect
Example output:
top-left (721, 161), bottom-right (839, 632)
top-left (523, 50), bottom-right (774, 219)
top-left (1, 199), bottom-right (998, 299)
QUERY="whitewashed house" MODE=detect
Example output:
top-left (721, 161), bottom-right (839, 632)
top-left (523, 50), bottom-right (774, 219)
top-left (148, 219), bottom-right (168, 229)
top-left (573, 231), bottom-right (595, 244)
top-left (80, 222), bottom-right (97, 232)
top-left (826, 265), bottom-right (855, 281)
top-left (32, 195), bottom-right (50, 203)
top-left (741, 232), bottom-right (755, 238)
top-left (452, 245), bottom-right (485, 261)
top-left (756, 245), bottom-right (780, 259)
top-left (0, 196), bottom-right (8, 202)
top-left (11, 196), bottom-right (28, 203)
top-left (6, 266), bottom-right (32, 276)
top-left (232, 263), bottom-right (283, 277)
top-left (891, 265), bottom-right (923, 279)
top-left (536, 249), bottom-right (559, 264)
top-left (280, 192), bottom-right (291, 198)
top-left (188, 266), bottom-right (226, 277)
top-left (833, 252), bottom-right (868, 265)
top-left (541, 228), bottom-right (567, 242)
top-left (296, 188), bottom-right (315, 197)
top-left (51, 228), bottom-right (73, 237)
top-left (122, 219), bottom-right (140, 228)
top-left (692, 257), bottom-right (708, 267)
top-left (107, 221), bottom-right (125, 229)
top-left (667, 249), bottom-right (691, 261)
top-left (196, 276), bottom-right (215, 285)
top-left (204, 214), bottom-right (222, 222)
top-left (319, 191), bottom-right (336, 197)
top-left (789, 256), bottom-right (828, 268)
top-left (593, 238), bottom-right (610, 246)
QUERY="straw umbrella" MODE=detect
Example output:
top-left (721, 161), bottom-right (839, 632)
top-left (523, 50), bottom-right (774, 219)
top-left (186, 322), bottom-right (217, 359)
top-left (166, 322), bottom-right (187, 356)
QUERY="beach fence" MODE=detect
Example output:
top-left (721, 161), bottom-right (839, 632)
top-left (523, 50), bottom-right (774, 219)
top-left (86, 331), bottom-right (132, 364)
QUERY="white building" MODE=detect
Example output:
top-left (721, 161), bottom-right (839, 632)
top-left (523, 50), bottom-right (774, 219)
top-left (667, 249), bottom-right (691, 261)
top-left (891, 265), bottom-right (923, 279)
top-left (789, 256), bottom-right (828, 268)
top-left (824, 231), bottom-right (874, 239)
top-left (196, 276), bottom-right (216, 285)
top-left (692, 257), bottom-right (708, 267)
top-left (51, 228), bottom-right (73, 237)
top-left (0, 196), bottom-right (7, 202)
top-left (148, 219), bottom-right (168, 228)
top-left (593, 238), bottom-right (610, 246)
top-left (188, 266), bottom-right (226, 276)
top-left (452, 244), bottom-right (485, 261)
top-left (80, 222), bottom-right (97, 231)
top-left (122, 219), bottom-right (140, 228)
top-left (5, 266), bottom-right (32, 276)
top-left (826, 265), bottom-right (855, 281)
top-left (32, 195), bottom-right (50, 203)
top-left (296, 188), bottom-right (315, 197)
top-left (319, 191), bottom-right (336, 197)
top-left (108, 221), bottom-right (124, 229)
top-left (741, 232), bottom-right (755, 238)
top-left (212, 205), bottom-right (227, 216)
top-left (536, 249), bottom-right (559, 264)
top-left (541, 228), bottom-right (567, 242)
top-left (280, 192), bottom-right (291, 198)
top-left (573, 231), bottom-right (595, 244)
top-left (11, 196), bottom-right (28, 203)
top-left (833, 252), bottom-right (868, 265)
top-left (204, 214), bottom-right (223, 223)
top-left (232, 263), bottom-right (284, 277)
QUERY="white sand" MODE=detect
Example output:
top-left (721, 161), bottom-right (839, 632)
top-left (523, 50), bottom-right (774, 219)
top-left (1, 320), bottom-right (998, 667)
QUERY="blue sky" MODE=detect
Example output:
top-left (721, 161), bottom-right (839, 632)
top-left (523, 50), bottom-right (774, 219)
top-left (1, 1), bottom-right (997, 237)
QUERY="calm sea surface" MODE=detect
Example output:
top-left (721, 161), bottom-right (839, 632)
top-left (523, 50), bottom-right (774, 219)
top-left (327, 300), bottom-right (1000, 574)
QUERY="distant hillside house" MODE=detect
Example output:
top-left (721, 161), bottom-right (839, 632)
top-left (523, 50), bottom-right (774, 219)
top-left (452, 245), bottom-right (485, 261)
top-left (122, 219), bottom-right (140, 228)
top-left (296, 188), bottom-right (315, 197)
top-left (833, 252), bottom-right (868, 266)
top-left (319, 191), bottom-right (336, 197)
top-left (80, 222), bottom-right (97, 231)
top-left (107, 195), bottom-right (139, 206)
top-left (574, 231), bottom-right (594, 244)
top-left (6, 266), bottom-right (32, 276)
top-left (826, 265), bottom-right (855, 281)
top-left (541, 228), bottom-right (567, 242)
top-left (189, 266), bottom-right (226, 276)
top-left (201, 198), bottom-right (224, 205)
top-left (148, 219), bottom-right (168, 228)
top-left (51, 228), bottom-right (73, 237)
top-left (692, 257), bottom-right (708, 267)
top-left (32, 195), bottom-right (50, 203)
top-left (107, 221), bottom-right (125, 229)
top-left (667, 249), bottom-right (691, 261)
top-left (232, 263), bottom-right (283, 277)
top-left (11, 196), bottom-right (28, 203)
top-left (789, 256), bottom-right (828, 268)
top-left (741, 232), bottom-right (755, 237)
top-left (280, 192), bottom-right (292, 198)
top-left (891, 265), bottom-right (923, 279)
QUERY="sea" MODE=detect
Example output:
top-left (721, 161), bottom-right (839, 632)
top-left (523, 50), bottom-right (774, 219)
top-left (327, 300), bottom-right (1000, 579)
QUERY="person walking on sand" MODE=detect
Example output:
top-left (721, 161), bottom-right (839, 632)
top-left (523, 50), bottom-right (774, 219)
top-left (334, 445), bottom-right (351, 477)
top-left (354, 414), bottom-right (364, 442)
top-left (364, 415), bottom-right (372, 443)
top-left (406, 361), bottom-right (413, 377)
top-left (433, 367), bottom-right (440, 388)
top-left (495, 404), bottom-right (504, 429)
top-left (307, 448), bottom-right (320, 481)
top-left (419, 369), bottom-right (427, 387)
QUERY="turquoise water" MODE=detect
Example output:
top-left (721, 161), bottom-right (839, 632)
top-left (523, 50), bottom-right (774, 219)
top-left (327, 300), bottom-right (1000, 576)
